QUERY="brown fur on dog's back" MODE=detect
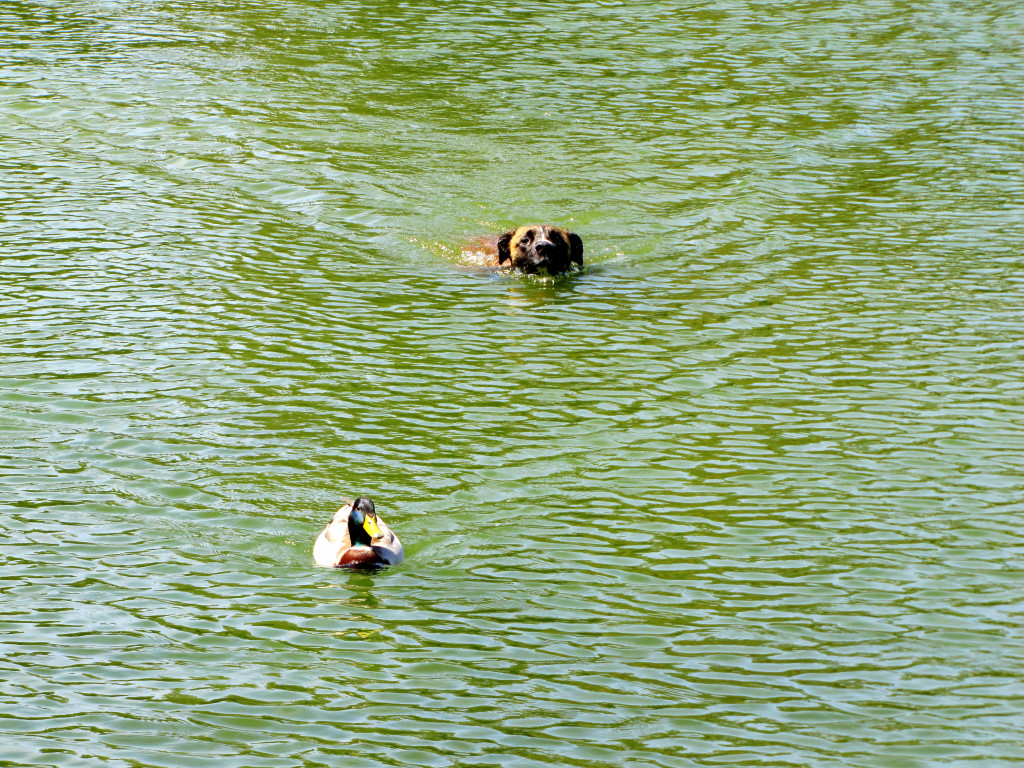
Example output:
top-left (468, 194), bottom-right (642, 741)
top-left (461, 234), bottom-right (505, 267)
top-left (462, 225), bottom-right (583, 274)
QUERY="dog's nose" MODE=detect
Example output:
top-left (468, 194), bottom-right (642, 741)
top-left (534, 238), bottom-right (556, 256)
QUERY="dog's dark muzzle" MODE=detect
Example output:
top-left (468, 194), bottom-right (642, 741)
top-left (524, 240), bottom-right (561, 272)
top-left (534, 239), bottom-right (557, 257)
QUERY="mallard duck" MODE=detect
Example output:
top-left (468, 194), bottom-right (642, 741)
top-left (313, 496), bottom-right (404, 569)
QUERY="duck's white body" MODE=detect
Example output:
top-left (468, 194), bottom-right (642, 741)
top-left (313, 499), bottom-right (404, 568)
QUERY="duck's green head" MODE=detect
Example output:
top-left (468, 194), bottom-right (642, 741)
top-left (347, 496), bottom-right (384, 546)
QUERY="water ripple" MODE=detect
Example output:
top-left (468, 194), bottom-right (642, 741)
top-left (4, 0), bottom-right (1024, 765)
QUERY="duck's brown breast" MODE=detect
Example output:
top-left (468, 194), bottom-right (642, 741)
top-left (338, 546), bottom-right (385, 567)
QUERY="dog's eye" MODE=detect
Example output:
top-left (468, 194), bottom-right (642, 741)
top-left (522, 229), bottom-right (534, 241)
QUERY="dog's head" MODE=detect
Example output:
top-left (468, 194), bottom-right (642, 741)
top-left (496, 225), bottom-right (583, 274)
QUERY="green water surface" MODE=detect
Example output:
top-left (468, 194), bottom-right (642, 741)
top-left (3, 1), bottom-right (1024, 766)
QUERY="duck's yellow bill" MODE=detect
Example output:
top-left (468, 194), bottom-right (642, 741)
top-left (362, 515), bottom-right (384, 540)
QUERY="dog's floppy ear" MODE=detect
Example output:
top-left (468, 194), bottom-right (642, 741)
top-left (496, 231), bottom-right (514, 265)
top-left (568, 232), bottom-right (583, 266)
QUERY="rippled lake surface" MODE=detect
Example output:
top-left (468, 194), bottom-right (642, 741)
top-left (4, 1), bottom-right (1024, 765)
